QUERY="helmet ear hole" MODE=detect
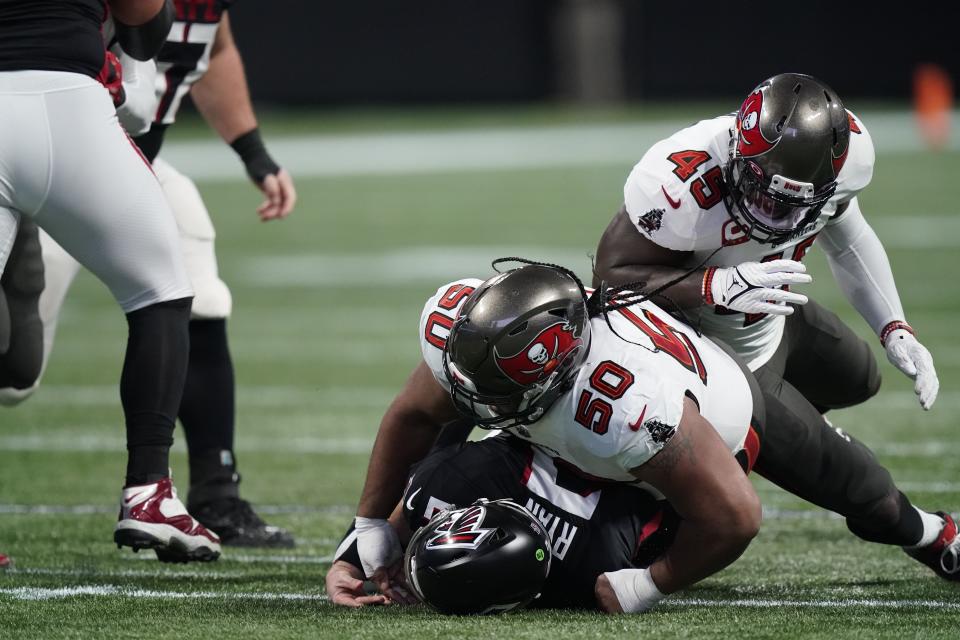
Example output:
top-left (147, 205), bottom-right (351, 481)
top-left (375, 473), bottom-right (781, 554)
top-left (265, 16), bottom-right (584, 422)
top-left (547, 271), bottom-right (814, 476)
top-left (508, 321), bottom-right (529, 336)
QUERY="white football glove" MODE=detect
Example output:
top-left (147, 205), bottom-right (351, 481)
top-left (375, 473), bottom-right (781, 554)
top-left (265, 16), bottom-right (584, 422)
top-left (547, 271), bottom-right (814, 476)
top-left (355, 516), bottom-right (401, 578)
top-left (883, 325), bottom-right (939, 410)
top-left (703, 259), bottom-right (812, 316)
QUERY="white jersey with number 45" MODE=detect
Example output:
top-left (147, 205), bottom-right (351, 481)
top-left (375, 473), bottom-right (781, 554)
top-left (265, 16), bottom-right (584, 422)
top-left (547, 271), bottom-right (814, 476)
top-left (420, 279), bottom-right (758, 483)
top-left (623, 111), bottom-right (875, 368)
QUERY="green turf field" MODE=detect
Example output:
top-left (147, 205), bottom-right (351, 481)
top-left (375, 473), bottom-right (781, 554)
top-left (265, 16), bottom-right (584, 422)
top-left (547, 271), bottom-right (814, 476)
top-left (0, 106), bottom-right (958, 638)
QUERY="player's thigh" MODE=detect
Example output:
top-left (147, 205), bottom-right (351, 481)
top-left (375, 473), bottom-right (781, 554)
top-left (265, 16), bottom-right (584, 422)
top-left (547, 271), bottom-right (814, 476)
top-left (34, 84), bottom-right (191, 312)
top-left (154, 158), bottom-right (231, 319)
top-left (753, 375), bottom-right (894, 517)
top-left (781, 299), bottom-right (880, 411)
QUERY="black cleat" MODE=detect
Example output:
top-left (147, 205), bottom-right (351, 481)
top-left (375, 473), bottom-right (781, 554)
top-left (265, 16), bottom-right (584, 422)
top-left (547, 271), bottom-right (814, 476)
top-left (190, 498), bottom-right (295, 549)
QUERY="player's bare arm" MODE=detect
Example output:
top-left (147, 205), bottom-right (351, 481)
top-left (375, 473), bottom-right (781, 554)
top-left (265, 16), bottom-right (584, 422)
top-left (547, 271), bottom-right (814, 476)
top-left (357, 362), bottom-right (458, 520)
top-left (354, 362), bottom-right (459, 586)
top-left (593, 206), bottom-right (703, 304)
top-left (190, 12), bottom-right (296, 220)
top-left (597, 397), bottom-right (761, 613)
top-left (595, 207), bottom-right (811, 316)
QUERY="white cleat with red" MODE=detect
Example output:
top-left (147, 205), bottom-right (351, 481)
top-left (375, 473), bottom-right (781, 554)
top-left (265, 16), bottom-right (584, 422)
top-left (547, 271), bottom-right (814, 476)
top-left (114, 477), bottom-right (221, 563)
top-left (905, 511), bottom-right (960, 581)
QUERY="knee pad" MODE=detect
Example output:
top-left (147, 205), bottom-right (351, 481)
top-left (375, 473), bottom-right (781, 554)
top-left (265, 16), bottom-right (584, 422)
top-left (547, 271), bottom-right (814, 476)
top-left (0, 380), bottom-right (39, 406)
top-left (189, 275), bottom-right (232, 319)
top-left (153, 159), bottom-right (230, 319)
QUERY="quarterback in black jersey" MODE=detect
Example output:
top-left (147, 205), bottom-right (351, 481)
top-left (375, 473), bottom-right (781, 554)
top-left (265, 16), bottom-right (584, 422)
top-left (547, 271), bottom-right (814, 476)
top-left (328, 432), bottom-right (678, 610)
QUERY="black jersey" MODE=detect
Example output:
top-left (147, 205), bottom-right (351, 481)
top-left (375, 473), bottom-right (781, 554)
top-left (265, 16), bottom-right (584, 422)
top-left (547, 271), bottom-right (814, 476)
top-left (0, 0), bottom-right (105, 77)
top-left (337, 435), bottom-right (678, 609)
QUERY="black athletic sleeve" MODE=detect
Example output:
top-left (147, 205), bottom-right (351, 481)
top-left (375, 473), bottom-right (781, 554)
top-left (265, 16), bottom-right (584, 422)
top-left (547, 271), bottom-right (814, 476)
top-left (332, 522), bottom-right (362, 571)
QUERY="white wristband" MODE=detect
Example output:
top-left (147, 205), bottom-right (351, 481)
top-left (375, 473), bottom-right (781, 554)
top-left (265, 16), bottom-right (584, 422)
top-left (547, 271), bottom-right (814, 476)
top-left (603, 567), bottom-right (665, 613)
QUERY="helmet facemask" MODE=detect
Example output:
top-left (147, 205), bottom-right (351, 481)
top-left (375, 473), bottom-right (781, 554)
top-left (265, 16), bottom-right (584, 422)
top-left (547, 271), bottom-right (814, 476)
top-left (723, 73), bottom-right (850, 245)
top-left (441, 264), bottom-right (592, 432)
top-left (724, 150), bottom-right (836, 245)
top-left (443, 321), bottom-right (588, 431)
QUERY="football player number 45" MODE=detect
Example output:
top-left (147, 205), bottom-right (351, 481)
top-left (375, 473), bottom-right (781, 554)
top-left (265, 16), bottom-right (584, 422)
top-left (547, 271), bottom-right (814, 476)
top-left (667, 150), bottom-right (724, 209)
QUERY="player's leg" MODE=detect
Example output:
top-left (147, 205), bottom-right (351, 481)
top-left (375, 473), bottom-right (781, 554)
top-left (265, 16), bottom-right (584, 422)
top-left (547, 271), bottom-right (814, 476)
top-left (0, 219), bottom-right (45, 392)
top-left (753, 371), bottom-right (956, 578)
top-left (26, 78), bottom-right (218, 561)
top-left (781, 299), bottom-right (881, 413)
top-left (153, 158), bottom-right (293, 548)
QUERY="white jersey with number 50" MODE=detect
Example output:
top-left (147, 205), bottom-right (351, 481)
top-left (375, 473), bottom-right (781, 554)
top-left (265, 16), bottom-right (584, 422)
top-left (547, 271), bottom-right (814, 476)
top-left (623, 111), bottom-right (875, 368)
top-left (419, 279), bottom-right (757, 482)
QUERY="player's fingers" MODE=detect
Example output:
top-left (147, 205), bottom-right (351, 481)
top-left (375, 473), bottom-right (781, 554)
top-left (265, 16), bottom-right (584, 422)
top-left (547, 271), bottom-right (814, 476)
top-left (761, 259), bottom-right (807, 273)
top-left (331, 591), bottom-right (364, 608)
top-left (257, 174), bottom-right (282, 221)
top-left (355, 595), bottom-right (391, 606)
top-left (277, 170), bottom-right (297, 217)
top-left (765, 289), bottom-right (808, 306)
top-left (774, 272), bottom-right (813, 286)
top-left (755, 301), bottom-right (795, 316)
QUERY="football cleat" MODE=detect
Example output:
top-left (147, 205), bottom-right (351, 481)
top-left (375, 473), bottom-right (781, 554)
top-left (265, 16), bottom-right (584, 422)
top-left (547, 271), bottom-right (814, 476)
top-left (904, 511), bottom-right (960, 581)
top-left (0, 553), bottom-right (11, 569)
top-left (114, 477), bottom-right (221, 563)
top-left (190, 498), bottom-right (295, 548)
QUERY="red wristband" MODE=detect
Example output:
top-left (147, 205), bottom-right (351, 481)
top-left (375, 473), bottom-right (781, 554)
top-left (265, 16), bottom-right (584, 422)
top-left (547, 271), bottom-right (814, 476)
top-left (702, 267), bottom-right (717, 306)
top-left (880, 321), bottom-right (914, 347)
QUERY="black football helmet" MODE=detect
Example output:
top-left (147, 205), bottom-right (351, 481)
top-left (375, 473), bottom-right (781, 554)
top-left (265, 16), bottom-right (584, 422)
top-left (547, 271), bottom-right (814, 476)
top-left (724, 73), bottom-right (851, 244)
top-left (403, 499), bottom-right (553, 615)
top-left (443, 264), bottom-right (591, 430)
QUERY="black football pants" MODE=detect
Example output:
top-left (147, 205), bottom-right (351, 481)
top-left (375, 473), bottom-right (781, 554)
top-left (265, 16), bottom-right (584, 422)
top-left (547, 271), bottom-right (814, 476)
top-left (752, 299), bottom-right (922, 546)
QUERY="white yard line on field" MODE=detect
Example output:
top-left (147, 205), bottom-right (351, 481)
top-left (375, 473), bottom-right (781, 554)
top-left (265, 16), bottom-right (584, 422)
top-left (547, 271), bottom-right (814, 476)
top-left (666, 597), bottom-right (960, 610)
top-left (7, 567), bottom-right (251, 579)
top-left (120, 553), bottom-right (336, 565)
top-left (2, 585), bottom-right (959, 610)
top-left (0, 504), bottom-right (352, 515)
top-left (160, 111), bottom-right (960, 182)
top-left (0, 585), bottom-right (329, 601)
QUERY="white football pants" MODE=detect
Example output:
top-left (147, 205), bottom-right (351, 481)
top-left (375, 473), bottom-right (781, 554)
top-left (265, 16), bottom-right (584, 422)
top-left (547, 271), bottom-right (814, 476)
top-left (0, 70), bottom-right (191, 310)
top-left (0, 103), bottom-right (228, 404)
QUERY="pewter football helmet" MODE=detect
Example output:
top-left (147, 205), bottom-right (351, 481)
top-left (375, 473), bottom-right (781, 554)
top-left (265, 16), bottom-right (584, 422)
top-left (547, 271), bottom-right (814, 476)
top-left (724, 73), bottom-right (851, 243)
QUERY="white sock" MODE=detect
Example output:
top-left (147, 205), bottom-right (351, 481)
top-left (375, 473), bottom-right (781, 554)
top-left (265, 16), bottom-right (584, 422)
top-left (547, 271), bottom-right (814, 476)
top-left (905, 508), bottom-right (946, 548)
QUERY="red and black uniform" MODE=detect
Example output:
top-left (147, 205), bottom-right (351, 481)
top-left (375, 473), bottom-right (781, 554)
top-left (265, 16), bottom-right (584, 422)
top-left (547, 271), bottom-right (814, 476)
top-left (336, 435), bottom-right (678, 609)
top-left (134, 0), bottom-right (236, 161)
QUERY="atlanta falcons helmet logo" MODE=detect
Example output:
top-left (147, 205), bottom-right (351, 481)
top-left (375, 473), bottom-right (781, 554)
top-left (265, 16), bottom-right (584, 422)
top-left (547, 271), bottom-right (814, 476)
top-left (425, 505), bottom-right (496, 550)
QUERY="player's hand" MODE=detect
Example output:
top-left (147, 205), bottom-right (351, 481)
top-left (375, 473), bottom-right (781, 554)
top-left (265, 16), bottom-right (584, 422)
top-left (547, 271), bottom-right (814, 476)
top-left (372, 562), bottom-right (418, 606)
top-left (594, 574), bottom-right (624, 613)
top-left (97, 51), bottom-right (126, 108)
top-left (704, 260), bottom-right (812, 316)
top-left (255, 168), bottom-right (297, 222)
top-left (355, 516), bottom-right (402, 580)
top-left (884, 326), bottom-right (939, 410)
top-left (325, 561), bottom-right (391, 608)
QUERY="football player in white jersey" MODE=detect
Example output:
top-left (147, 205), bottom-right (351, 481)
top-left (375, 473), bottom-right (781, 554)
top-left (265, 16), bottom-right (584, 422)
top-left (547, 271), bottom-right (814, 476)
top-left (594, 73), bottom-right (955, 578)
top-left (353, 260), bottom-right (959, 611)
top-left (0, 1), bottom-right (295, 548)
top-left (355, 262), bottom-right (767, 612)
